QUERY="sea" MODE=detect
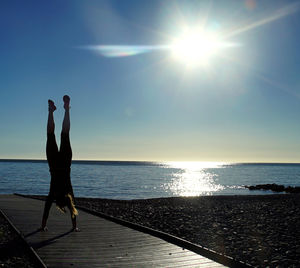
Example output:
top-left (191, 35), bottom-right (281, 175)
top-left (0, 160), bottom-right (300, 200)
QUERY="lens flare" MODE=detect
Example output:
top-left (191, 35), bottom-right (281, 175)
top-left (80, 45), bottom-right (168, 58)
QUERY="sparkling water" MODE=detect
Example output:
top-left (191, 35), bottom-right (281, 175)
top-left (0, 160), bottom-right (300, 199)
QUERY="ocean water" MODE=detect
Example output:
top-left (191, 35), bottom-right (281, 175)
top-left (0, 160), bottom-right (300, 200)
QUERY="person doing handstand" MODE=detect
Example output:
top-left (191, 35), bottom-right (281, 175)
top-left (41, 95), bottom-right (79, 231)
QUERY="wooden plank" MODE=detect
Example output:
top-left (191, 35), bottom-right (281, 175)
top-left (0, 195), bottom-right (226, 268)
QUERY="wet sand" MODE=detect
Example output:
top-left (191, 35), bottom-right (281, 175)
top-left (74, 194), bottom-right (300, 267)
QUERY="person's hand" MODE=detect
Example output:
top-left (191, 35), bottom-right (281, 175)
top-left (40, 226), bottom-right (48, 232)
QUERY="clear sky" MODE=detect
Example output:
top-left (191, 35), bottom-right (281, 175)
top-left (1, 0), bottom-right (300, 162)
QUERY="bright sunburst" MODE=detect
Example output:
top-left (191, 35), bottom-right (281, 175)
top-left (80, 1), bottom-right (300, 71)
top-left (169, 26), bottom-right (242, 68)
top-left (171, 29), bottom-right (222, 66)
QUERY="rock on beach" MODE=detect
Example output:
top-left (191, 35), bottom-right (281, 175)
top-left (245, 183), bottom-right (300, 193)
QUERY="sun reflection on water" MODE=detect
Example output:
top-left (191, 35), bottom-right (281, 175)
top-left (163, 162), bottom-right (225, 196)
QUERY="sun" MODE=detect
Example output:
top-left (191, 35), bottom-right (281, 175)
top-left (171, 28), bottom-right (223, 66)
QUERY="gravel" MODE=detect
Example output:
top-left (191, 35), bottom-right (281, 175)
top-left (20, 194), bottom-right (300, 267)
top-left (0, 212), bottom-right (39, 268)
top-left (74, 194), bottom-right (300, 267)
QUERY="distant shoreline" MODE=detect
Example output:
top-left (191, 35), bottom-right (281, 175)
top-left (0, 159), bottom-right (160, 166)
top-left (1, 159), bottom-right (300, 166)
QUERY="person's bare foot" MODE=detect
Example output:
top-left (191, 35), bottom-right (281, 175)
top-left (48, 99), bottom-right (56, 112)
top-left (63, 95), bottom-right (70, 110)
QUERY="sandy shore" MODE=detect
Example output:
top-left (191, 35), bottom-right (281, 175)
top-left (74, 194), bottom-right (300, 267)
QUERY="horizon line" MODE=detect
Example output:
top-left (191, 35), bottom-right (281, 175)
top-left (1, 158), bottom-right (300, 165)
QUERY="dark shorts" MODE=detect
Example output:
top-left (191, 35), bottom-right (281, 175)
top-left (46, 132), bottom-right (73, 198)
top-left (46, 132), bottom-right (72, 172)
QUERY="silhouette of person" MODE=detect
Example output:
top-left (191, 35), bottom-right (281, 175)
top-left (41, 95), bottom-right (79, 231)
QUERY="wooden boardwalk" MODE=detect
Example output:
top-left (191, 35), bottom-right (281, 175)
top-left (0, 195), bottom-right (226, 268)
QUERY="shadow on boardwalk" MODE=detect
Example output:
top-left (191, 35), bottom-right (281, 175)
top-left (27, 229), bottom-right (73, 249)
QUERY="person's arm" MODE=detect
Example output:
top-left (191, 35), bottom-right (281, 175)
top-left (41, 195), bottom-right (53, 231)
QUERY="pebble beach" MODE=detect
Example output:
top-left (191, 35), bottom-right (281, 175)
top-left (75, 194), bottom-right (300, 267)
top-left (4, 193), bottom-right (300, 267)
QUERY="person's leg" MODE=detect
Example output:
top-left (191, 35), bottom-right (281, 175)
top-left (60, 95), bottom-right (72, 166)
top-left (47, 99), bottom-right (56, 134)
top-left (46, 100), bottom-right (58, 168)
top-left (62, 95), bottom-right (70, 134)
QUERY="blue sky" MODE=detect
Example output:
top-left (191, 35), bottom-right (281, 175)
top-left (1, 0), bottom-right (300, 162)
